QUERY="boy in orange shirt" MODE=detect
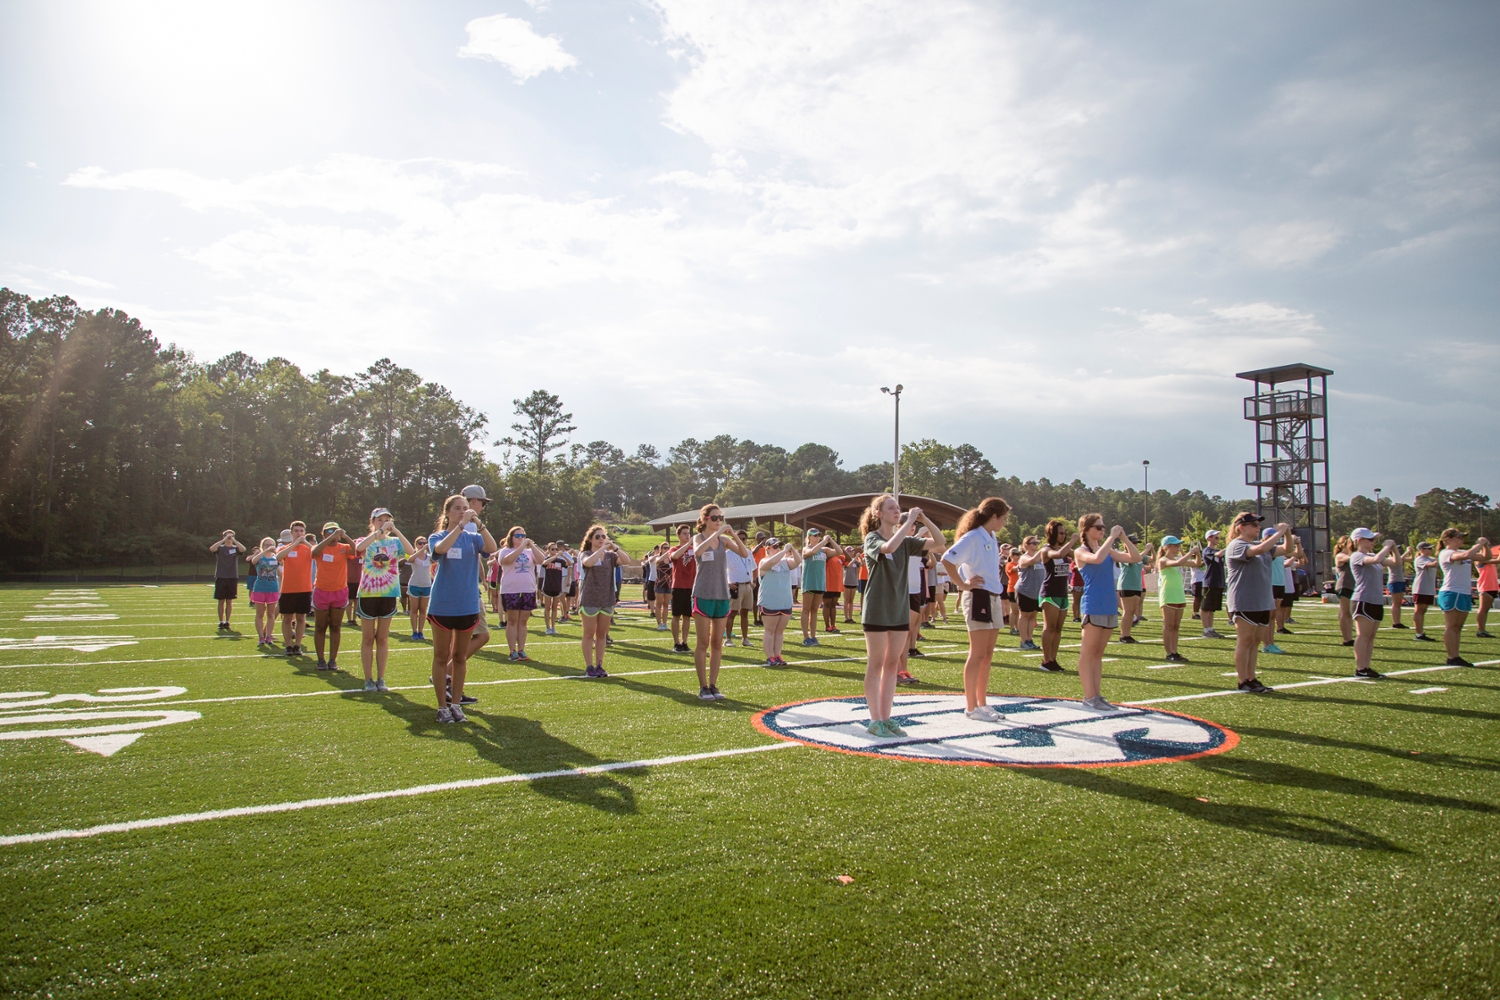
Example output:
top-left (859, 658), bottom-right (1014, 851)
top-left (275, 521), bottom-right (314, 655)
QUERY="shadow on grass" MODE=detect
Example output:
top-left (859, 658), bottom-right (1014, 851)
top-left (1192, 756), bottom-right (1497, 814)
top-left (371, 690), bottom-right (637, 815)
top-left (1234, 725), bottom-right (1500, 773)
top-left (1021, 768), bottom-right (1407, 852)
top-left (1273, 690), bottom-right (1500, 725)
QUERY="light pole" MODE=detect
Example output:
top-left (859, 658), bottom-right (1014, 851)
top-left (881, 385), bottom-right (904, 502)
top-left (1374, 487), bottom-right (1383, 535)
top-left (1142, 460), bottom-right (1150, 536)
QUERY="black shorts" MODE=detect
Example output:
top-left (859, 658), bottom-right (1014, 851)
top-left (1193, 581), bottom-right (1203, 598)
top-left (278, 591), bottom-right (312, 615)
top-left (642, 581), bottom-right (655, 601)
top-left (926, 587), bottom-right (937, 604)
top-left (1017, 593), bottom-right (1040, 614)
top-left (347, 582), bottom-right (360, 601)
top-left (1201, 587), bottom-right (1224, 613)
top-left (862, 623), bottom-right (910, 633)
top-left (357, 596), bottom-right (399, 620)
top-left (428, 613), bottom-right (478, 632)
top-left (568, 582), bottom-right (578, 597)
top-left (1338, 587), bottom-right (1354, 600)
top-left (1415, 593), bottom-right (1435, 607)
top-left (1229, 609), bottom-right (1271, 627)
top-left (1117, 589), bottom-right (1143, 599)
top-left (1280, 591), bottom-right (1297, 608)
top-left (671, 588), bottom-right (693, 617)
top-left (909, 594), bottom-right (923, 613)
top-left (803, 589), bottom-right (824, 598)
top-left (214, 578), bottom-right (239, 601)
top-left (1354, 601), bottom-right (1385, 623)
top-left (1272, 585), bottom-right (1285, 601)
top-left (822, 590), bottom-right (840, 605)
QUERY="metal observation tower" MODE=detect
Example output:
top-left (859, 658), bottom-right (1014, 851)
top-left (1236, 363), bottom-right (1334, 587)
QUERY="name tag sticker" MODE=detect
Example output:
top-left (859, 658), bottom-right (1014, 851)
top-left (701, 551), bottom-right (714, 561)
top-left (446, 547), bottom-right (463, 560)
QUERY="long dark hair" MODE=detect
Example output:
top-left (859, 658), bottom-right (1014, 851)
top-left (955, 497), bottom-right (1010, 539)
top-left (1045, 517), bottom-right (1069, 547)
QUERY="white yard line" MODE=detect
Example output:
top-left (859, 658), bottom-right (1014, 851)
top-left (0, 742), bottom-right (803, 847)
top-left (1124, 663), bottom-right (1492, 705)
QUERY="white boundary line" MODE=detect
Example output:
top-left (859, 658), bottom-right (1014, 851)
top-left (1124, 662), bottom-right (1497, 705)
top-left (0, 742), bottom-right (801, 846)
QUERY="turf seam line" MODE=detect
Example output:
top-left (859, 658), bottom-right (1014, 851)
top-left (0, 742), bottom-right (802, 847)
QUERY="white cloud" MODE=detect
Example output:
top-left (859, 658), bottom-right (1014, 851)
top-left (458, 14), bottom-right (576, 82)
top-left (1239, 221), bottom-right (1343, 268)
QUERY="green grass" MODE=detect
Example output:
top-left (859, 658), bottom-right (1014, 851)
top-left (1, 584), bottom-right (1497, 998)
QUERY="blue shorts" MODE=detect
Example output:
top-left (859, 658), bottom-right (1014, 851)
top-left (1436, 591), bottom-right (1472, 613)
top-left (1388, 581), bottom-right (1407, 594)
top-left (407, 585), bottom-right (431, 598)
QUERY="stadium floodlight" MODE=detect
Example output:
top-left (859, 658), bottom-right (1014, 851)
top-left (880, 385), bottom-right (903, 501)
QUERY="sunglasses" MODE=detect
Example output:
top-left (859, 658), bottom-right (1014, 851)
top-left (591, 533), bottom-right (606, 540)
top-left (708, 514), bottom-right (723, 522)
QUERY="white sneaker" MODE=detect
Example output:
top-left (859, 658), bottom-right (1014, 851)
top-left (1081, 695), bottom-right (1115, 712)
top-left (740, 637), bottom-right (753, 647)
top-left (436, 707), bottom-right (454, 723)
top-left (449, 704), bottom-right (467, 722)
top-left (966, 705), bottom-right (1003, 723)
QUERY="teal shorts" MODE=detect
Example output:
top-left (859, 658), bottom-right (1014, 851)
top-left (692, 598), bottom-right (730, 620)
top-left (1436, 591), bottom-right (1472, 614)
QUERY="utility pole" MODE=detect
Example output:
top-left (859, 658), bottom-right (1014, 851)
top-left (881, 385), bottom-right (904, 502)
top-left (1374, 487), bottom-right (1383, 535)
top-left (1142, 460), bottom-right (1150, 536)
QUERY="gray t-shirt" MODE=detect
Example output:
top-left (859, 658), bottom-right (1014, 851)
top-left (1225, 537), bottom-right (1273, 613)
top-left (215, 544), bottom-right (242, 579)
top-left (1412, 554), bottom-right (1439, 596)
top-left (1016, 561), bottom-right (1046, 599)
top-left (691, 541), bottom-right (730, 601)
top-left (580, 551), bottom-right (618, 610)
top-left (1350, 550), bottom-right (1386, 605)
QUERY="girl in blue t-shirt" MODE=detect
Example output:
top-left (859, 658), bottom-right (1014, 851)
top-left (1073, 514), bottom-right (1141, 712)
top-left (246, 537), bottom-right (282, 646)
top-left (426, 495), bottom-right (497, 724)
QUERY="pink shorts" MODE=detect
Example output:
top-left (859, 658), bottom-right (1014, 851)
top-left (250, 591), bottom-right (279, 605)
top-left (313, 588), bottom-right (350, 611)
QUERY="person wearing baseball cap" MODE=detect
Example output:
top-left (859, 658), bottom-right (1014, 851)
top-left (1223, 512), bottom-right (1289, 695)
top-left (1199, 529), bottom-right (1227, 639)
top-left (461, 484), bottom-right (491, 506)
top-left (1348, 526), bottom-right (1398, 678)
top-left (1155, 535), bottom-right (1200, 663)
top-left (1411, 540), bottom-right (1440, 641)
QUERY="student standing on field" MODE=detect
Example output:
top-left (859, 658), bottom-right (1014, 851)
top-left (310, 522), bottom-right (357, 671)
top-left (799, 529), bottom-right (839, 646)
top-left (428, 495), bottom-right (497, 722)
top-left (1386, 544), bottom-right (1409, 630)
top-left (1437, 528), bottom-right (1489, 666)
top-left (248, 538), bottom-right (281, 645)
top-left (1410, 541), bottom-right (1440, 642)
top-left (578, 525), bottom-right (640, 678)
top-left (1072, 514), bottom-right (1142, 711)
top-left (344, 535), bottom-right (362, 626)
top-left (1200, 529), bottom-right (1227, 638)
top-left (842, 546), bottom-right (861, 623)
top-left (1114, 535), bottom-right (1145, 645)
top-left (667, 525), bottom-right (697, 652)
top-left (1475, 543), bottom-right (1499, 639)
top-left (1225, 513), bottom-right (1289, 695)
top-left (1014, 535), bottom-right (1046, 651)
top-left (1348, 527), bottom-right (1397, 679)
top-left (690, 504), bottom-right (751, 700)
top-left (756, 538), bottom-right (801, 665)
top-left (406, 537), bottom-right (433, 639)
top-left (860, 496), bottom-right (945, 736)
top-left (497, 527), bottom-right (544, 661)
top-left (727, 530), bottom-right (757, 647)
top-left (355, 508), bottom-right (412, 691)
top-left (1036, 518), bottom-right (1079, 673)
top-left (941, 497), bottom-right (1011, 721)
top-left (210, 529), bottom-right (246, 631)
top-left (275, 521), bottom-right (314, 656)
top-left (1156, 536), bottom-right (1200, 663)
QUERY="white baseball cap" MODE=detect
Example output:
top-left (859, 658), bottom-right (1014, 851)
top-left (1351, 527), bottom-right (1378, 540)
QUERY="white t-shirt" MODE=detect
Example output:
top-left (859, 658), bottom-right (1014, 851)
top-left (943, 529), bottom-right (1000, 592)
top-left (909, 555), bottom-right (925, 595)
top-left (727, 551), bottom-right (756, 585)
top-left (1438, 549), bottom-right (1472, 594)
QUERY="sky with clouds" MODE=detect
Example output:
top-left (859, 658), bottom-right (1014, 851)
top-left (2, 0), bottom-right (1497, 504)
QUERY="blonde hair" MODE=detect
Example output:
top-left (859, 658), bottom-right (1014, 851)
top-left (259, 537), bottom-right (276, 549)
top-left (858, 494), bottom-right (895, 536)
top-left (1334, 534), bottom-right (1352, 556)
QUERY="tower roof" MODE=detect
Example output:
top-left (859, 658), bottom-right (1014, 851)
top-left (1235, 363), bottom-right (1334, 384)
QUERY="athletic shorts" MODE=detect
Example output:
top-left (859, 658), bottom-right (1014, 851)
top-left (1040, 595), bottom-right (1068, 610)
top-left (278, 591), bottom-right (312, 615)
top-left (1082, 614), bottom-right (1119, 630)
top-left (803, 589), bottom-right (824, 598)
top-left (760, 607), bottom-right (792, 617)
top-left (581, 605), bottom-right (615, 617)
top-left (642, 581), bottom-right (655, 602)
top-left (1389, 581), bottom-right (1407, 594)
top-left (821, 590), bottom-right (840, 606)
top-left (1338, 587), bottom-right (1354, 600)
top-left (1117, 589), bottom-right (1143, 599)
top-left (1163, 602), bottom-right (1186, 610)
top-left (474, 614), bottom-right (490, 639)
top-left (1272, 586), bottom-right (1285, 602)
top-left (1437, 591), bottom-right (1473, 613)
top-left (1414, 592), bottom-right (1434, 606)
top-left (357, 596), bottom-right (399, 620)
top-left (926, 587), bottom-right (937, 605)
top-left (428, 613), bottom-right (478, 632)
top-left (1484, 590), bottom-right (1500, 599)
top-left (732, 586), bottom-right (756, 612)
top-left (861, 622), bottom-right (910, 633)
top-left (1016, 593), bottom-right (1040, 614)
top-left (1354, 601), bottom-right (1385, 623)
top-left (501, 592), bottom-right (536, 612)
top-left (1280, 591), bottom-right (1297, 608)
top-left (909, 594), bottom-right (924, 613)
top-left (857, 581), bottom-right (867, 594)
top-left (1193, 581), bottom-right (1203, 598)
top-left (693, 598), bottom-right (730, 619)
top-left (1229, 609), bottom-right (1272, 627)
top-left (1201, 588), bottom-right (1225, 613)
top-left (671, 588), bottom-right (693, 617)
top-left (568, 582), bottom-right (578, 597)
top-left (347, 582), bottom-right (359, 601)
top-left (408, 585), bottom-right (431, 598)
top-left (959, 590), bottom-right (1002, 632)
top-left (313, 588), bottom-right (349, 612)
top-left (250, 590), bottom-right (278, 605)
top-left (214, 579), bottom-right (239, 601)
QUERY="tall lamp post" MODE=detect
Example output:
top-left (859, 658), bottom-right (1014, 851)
top-left (1374, 487), bottom-right (1383, 536)
top-left (1142, 460), bottom-right (1150, 536)
top-left (881, 385), bottom-right (904, 502)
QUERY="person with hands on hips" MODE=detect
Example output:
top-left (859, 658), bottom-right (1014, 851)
top-left (209, 529), bottom-right (247, 631)
top-left (941, 497), bottom-right (1012, 722)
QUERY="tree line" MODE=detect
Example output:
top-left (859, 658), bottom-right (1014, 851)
top-left (2, 288), bottom-right (1493, 570)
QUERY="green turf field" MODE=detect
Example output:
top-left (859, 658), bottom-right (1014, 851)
top-left (1, 583), bottom-right (1497, 998)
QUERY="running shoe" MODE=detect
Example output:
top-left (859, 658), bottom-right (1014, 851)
top-left (327, 659), bottom-right (339, 671)
top-left (460, 694), bottom-right (477, 704)
top-left (866, 719), bottom-right (889, 737)
top-left (1019, 640), bottom-right (1040, 651)
top-left (604, 638), bottom-right (613, 647)
top-left (1341, 639), bottom-right (1356, 646)
top-left (1039, 661), bottom-right (1065, 673)
top-left (517, 650), bottom-right (530, 660)
top-left (1390, 622), bottom-right (1409, 630)
top-left (218, 622), bottom-right (227, 630)
top-left (824, 627), bottom-right (841, 634)
top-left (896, 670), bottom-right (919, 685)
top-left (1165, 652), bottom-right (1189, 663)
top-left (885, 720), bottom-right (909, 737)
top-left (449, 703), bottom-right (467, 722)
top-left (436, 707), bottom-right (454, 723)
top-left (1190, 612), bottom-right (1200, 619)
top-left (376, 679), bottom-right (389, 692)
top-left (1276, 627), bottom-right (1293, 635)
top-left (584, 665), bottom-right (598, 678)
top-left (1008, 627), bottom-right (1021, 636)
top-left (1446, 656), bottom-right (1473, 667)
top-left (316, 659), bottom-right (329, 671)
top-left (545, 627), bottom-right (557, 636)
top-left (802, 637), bottom-right (819, 646)
top-left (1080, 695), bottom-right (1114, 712)
top-left (1415, 633), bottom-right (1436, 642)
top-left (1237, 677), bottom-right (1272, 694)
top-left (656, 623), bottom-right (667, 631)
top-left (908, 647), bottom-right (925, 657)
top-left (508, 651), bottom-right (520, 661)
top-left (741, 637), bottom-right (753, 647)
top-left (1477, 631), bottom-right (1496, 639)
top-left (966, 705), bottom-right (1003, 723)
top-left (596, 666), bottom-right (610, 678)
top-left (1133, 616), bottom-right (1146, 625)
top-left (1117, 635), bottom-right (1139, 644)
top-left (1354, 666), bottom-right (1383, 679)
top-left (710, 686), bottom-right (724, 700)
top-left (363, 680), bottom-right (377, 691)
top-left (1262, 643), bottom-right (1286, 654)
top-left (1203, 629), bottom-right (1226, 639)
top-left (698, 687), bottom-right (715, 701)
top-left (844, 618), bottom-right (856, 624)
